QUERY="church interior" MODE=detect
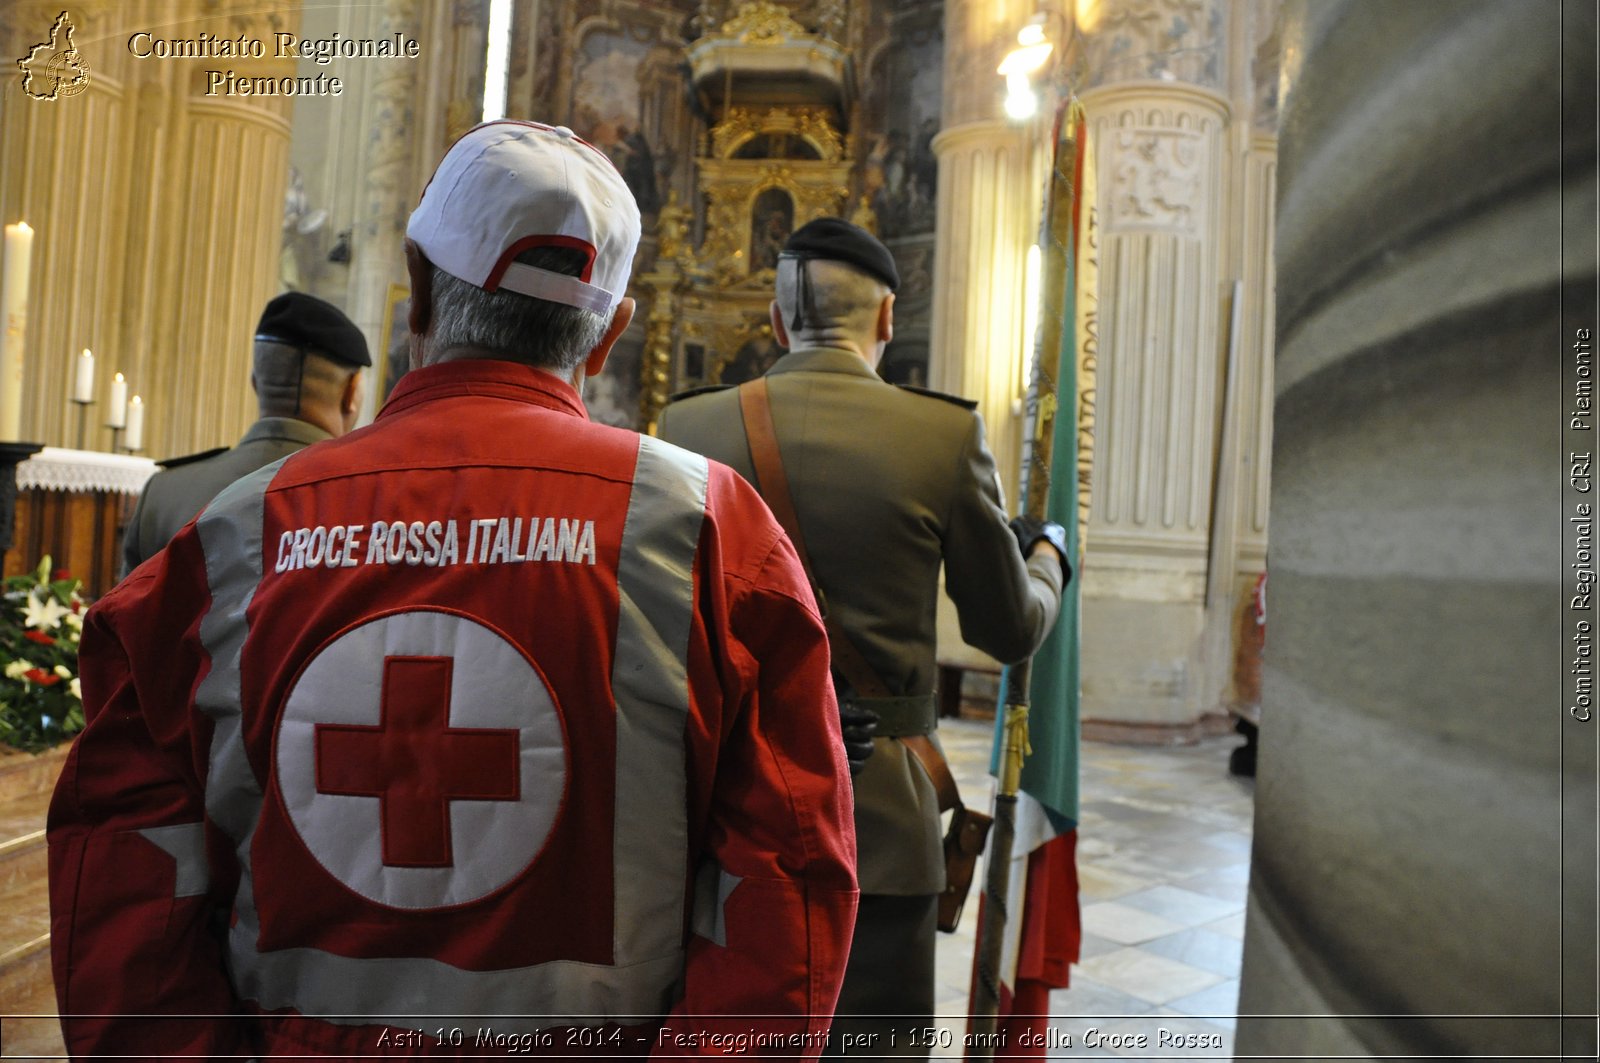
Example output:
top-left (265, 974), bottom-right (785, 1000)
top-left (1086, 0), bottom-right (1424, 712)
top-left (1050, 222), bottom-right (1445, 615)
top-left (0, 0), bottom-right (1594, 1058)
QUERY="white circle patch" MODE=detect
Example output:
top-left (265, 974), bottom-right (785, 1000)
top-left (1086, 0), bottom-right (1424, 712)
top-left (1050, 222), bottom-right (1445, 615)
top-left (275, 609), bottom-right (565, 910)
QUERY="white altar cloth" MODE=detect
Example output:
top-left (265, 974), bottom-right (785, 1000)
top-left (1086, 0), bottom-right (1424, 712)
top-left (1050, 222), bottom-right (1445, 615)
top-left (16, 447), bottom-right (158, 495)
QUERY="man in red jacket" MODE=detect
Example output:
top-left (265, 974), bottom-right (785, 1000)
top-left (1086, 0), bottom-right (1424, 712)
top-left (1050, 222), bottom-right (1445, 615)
top-left (49, 120), bottom-right (858, 1058)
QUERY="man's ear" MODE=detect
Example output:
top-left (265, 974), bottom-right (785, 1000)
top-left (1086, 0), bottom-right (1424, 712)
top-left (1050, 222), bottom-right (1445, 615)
top-left (769, 300), bottom-right (792, 349)
top-left (877, 291), bottom-right (895, 344)
top-left (342, 371), bottom-right (362, 415)
top-left (404, 240), bottom-right (433, 340)
top-left (583, 297), bottom-right (636, 379)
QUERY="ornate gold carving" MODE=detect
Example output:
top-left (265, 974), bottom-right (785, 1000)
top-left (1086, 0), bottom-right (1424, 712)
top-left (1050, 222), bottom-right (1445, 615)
top-left (637, 269), bottom-right (681, 431)
top-left (849, 194), bottom-right (878, 235)
top-left (710, 105), bottom-right (844, 162)
top-left (717, 1), bottom-right (807, 44)
top-left (655, 190), bottom-right (691, 262)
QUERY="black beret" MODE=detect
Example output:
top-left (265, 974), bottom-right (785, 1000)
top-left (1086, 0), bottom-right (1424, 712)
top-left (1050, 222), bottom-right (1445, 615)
top-left (254, 292), bottom-right (371, 368)
top-left (779, 217), bottom-right (899, 291)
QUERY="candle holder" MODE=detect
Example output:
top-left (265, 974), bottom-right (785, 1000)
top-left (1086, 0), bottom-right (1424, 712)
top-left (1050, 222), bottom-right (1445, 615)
top-left (106, 424), bottom-right (123, 454)
top-left (0, 440), bottom-right (44, 553)
top-left (70, 396), bottom-right (93, 450)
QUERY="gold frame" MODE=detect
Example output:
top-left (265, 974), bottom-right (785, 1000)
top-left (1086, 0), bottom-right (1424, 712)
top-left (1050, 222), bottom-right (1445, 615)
top-left (377, 283), bottom-right (411, 403)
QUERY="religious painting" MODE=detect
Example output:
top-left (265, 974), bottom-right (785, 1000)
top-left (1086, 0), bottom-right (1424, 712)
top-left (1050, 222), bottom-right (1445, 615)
top-left (749, 189), bottom-right (794, 274)
top-left (862, 28), bottom-right (942, 238)
top-left (570, 26), bottom-right (663, 215)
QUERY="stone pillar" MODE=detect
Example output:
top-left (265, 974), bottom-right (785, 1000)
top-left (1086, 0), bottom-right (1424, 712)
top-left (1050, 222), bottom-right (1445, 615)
top-left (1236, 1), bottom-right (1596, 1058)
top-left (340, 0), bottom-right (423, 422)
top-left (414, 0), bottom-right (491, 184)
top-left (1073, 0), bottom-right (1233, 733)
top-left (929, 0), bottom-right (1045, 508)
top-left (0, 0), bottom-right (298, 457)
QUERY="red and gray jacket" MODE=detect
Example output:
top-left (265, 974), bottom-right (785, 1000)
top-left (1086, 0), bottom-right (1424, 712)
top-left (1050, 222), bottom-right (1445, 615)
top-left (48, 359), bottom-right (858, 1058)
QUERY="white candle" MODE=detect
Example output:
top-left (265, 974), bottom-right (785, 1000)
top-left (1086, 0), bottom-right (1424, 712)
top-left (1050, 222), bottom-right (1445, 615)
top-left (125, 395), bottom-right (144, 451)
top-left (0, 221), bottom-right (34, 442)
top-left (108, 371), bottom-right (127, 428)
top-left (74, 347), bottom-right (94, 403)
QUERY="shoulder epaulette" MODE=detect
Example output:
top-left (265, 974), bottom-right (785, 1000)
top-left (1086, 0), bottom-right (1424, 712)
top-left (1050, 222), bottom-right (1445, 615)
top-left (156, 446), bottom-right (229, 470)
top-left (666, 383), bottom-right (735, 404)
top-left (895, 383), bottom-right (978, 411)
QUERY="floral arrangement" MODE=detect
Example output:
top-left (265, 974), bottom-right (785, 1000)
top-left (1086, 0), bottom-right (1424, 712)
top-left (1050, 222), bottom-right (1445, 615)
top-left (0, 556), bottom-right (87, 753)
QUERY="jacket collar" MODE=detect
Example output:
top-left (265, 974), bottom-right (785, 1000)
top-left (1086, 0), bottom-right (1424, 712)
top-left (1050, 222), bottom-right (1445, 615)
top-left (378, 358), bottom-right (590, 421)
top-left (765, 345), bottom-right (883, 382)
top-left (238, 417), bottom-right (333, 448)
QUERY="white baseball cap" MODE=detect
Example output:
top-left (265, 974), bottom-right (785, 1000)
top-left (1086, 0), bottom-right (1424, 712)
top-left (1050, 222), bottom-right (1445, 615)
top-left (406, 121), bottom-right (641, 314)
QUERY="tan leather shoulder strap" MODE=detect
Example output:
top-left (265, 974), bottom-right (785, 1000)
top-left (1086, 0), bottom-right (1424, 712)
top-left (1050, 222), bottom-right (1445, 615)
top-left (739, 378), bottom-right (890, 699)
top-left (740, 377), bottom-right (961, 812)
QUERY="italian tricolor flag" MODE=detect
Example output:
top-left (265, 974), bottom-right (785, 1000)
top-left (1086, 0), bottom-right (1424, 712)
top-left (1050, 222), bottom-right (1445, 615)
top-left (972, 100), bottom-right (1094, 1058)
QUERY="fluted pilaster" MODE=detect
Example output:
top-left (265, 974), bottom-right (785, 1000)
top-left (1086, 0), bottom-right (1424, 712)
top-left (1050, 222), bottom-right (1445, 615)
top-left (345, 0), bottom-right (422, 421)
top-left (1076, 79), bottom-right (1230, 726)
top-left (928, 119), bottom-right (1041, 506)
top-left (930, 0), bottom-right (1047, 508)
top-left (0, 0), bottom-right (298, 457)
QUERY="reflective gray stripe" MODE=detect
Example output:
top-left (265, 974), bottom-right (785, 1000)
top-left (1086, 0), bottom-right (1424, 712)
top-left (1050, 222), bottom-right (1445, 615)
top-left (194, 461), bottom-right (279, 846)
top-left (136, 823), bottom-right (209, 898)
top-left (204, 437), bottom-right (708, 1031)
top-left (240, 947), bottom-right (685, 1032)
top-left (611, 435), bottom-right (707, 966)
top-left (691, 860), bottom-right (743, 949)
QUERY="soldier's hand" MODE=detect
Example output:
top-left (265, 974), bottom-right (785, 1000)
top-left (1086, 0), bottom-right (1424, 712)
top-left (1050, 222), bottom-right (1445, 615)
top-left (1010, 516), bottom-right (1070, 581)
top-left (839, 701), bottom-right (879, 776)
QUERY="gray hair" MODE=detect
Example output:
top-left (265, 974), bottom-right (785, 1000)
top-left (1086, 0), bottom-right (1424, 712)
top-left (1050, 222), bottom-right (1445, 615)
top-left (773, 257), bottom-right (890, 343)
top-left (427, 246), bottom-right (611, 372)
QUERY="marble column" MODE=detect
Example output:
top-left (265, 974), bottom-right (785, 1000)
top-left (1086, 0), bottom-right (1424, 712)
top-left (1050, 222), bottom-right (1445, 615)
top-left (341, 0), bottom-right (423, 423)
top-left (1236, 0), bottom-right (1596, 1057)
top-left (929, 0), bottom-right (1046, 509)
top-left (1074, 0), bottom-right (1233, 732)
top-left (0, 0), bottom-right (298, 457)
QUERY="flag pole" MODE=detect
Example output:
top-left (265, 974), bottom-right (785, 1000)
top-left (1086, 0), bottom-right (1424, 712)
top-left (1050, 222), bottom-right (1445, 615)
top-left (969, 101), bottom-right (1084, 1049)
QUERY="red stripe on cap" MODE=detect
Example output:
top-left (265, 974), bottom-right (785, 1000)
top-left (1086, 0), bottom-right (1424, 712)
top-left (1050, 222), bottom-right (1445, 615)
top-left (485, 234), bottom-right (599, 290)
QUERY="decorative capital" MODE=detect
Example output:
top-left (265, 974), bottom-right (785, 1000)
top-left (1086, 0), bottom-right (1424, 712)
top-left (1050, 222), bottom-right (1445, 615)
top-left (718, 1), bottom-right (807, 44)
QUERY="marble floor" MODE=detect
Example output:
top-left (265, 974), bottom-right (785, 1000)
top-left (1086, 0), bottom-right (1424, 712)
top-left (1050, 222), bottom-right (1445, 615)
top-left (932, 718), bottom-right (1255, 1060)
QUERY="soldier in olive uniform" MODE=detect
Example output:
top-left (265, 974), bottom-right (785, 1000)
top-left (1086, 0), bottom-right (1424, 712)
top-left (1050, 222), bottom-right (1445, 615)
top-left (659, 218), bottom-right (1065, 1054)
top-left (121, 292), bottom-right (369, 576)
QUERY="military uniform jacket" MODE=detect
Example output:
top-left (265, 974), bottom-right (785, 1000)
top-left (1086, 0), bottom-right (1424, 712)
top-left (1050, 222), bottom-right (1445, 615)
top-left (122, 417), bottom-right (332, 576)
top-left (50, 359), bottom-right (858, 1057)
top-left (659, 345), bottom-right (1063, 894)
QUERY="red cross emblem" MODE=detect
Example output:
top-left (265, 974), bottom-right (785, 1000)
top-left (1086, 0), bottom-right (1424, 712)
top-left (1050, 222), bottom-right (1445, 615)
top-left (313, 656), bottom-right (521, 868)
top-left (278, 610), bottom-right (562, 910)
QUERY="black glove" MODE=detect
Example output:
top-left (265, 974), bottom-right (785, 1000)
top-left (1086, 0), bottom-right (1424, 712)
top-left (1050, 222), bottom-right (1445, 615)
top-left (1009, 515), bottom-right (1070, 581)
top-left (838, 699), bottom-right (879, 776)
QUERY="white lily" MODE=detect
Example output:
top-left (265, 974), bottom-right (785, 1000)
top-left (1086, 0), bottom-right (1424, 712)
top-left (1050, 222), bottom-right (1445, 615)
top-left (23, 589), bottom-right (71, 631)
top-left (69, 677), bottom-right (82, 700)
top-left (4, 659), bottom-right (33, 680)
